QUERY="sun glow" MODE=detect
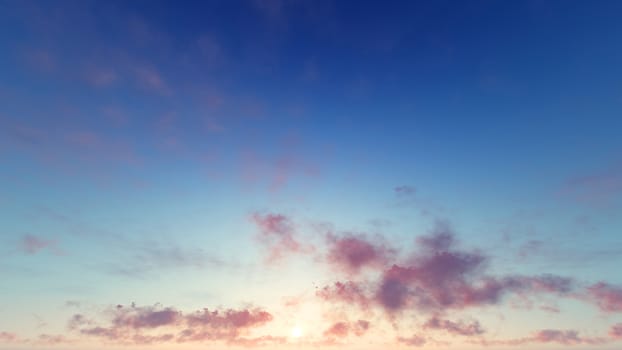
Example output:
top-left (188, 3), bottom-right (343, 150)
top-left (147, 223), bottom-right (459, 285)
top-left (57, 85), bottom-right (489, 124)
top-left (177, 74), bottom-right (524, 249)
top-left (291, 325), bottom-right (303, 338)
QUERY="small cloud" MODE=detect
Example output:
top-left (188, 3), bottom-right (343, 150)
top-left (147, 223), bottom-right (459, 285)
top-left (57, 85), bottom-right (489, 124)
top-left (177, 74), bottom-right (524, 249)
top-left (107, 241), bottom-right (228, 278)
top-left (323, 320), bottom-right (370, 339)
top-left (394, 185), bottom-right (416, 196)
top-left (397, 334), bottom-right (426, 347)
top-left (251, 212), bottom-right (313, 263)
top-left (559, 161), bottom-right (622, 207)
top-left (0, 332), bottom-right (19, 343)
top-left (423, 316), bottom-right (485, 336)
top-left (18, 234), bottom-right (60, 255)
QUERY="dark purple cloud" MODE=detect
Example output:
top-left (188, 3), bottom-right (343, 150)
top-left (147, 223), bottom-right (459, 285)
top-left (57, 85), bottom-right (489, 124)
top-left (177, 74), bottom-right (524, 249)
top-left (112, 306), bottom-right (180, 329)
top-left (325, 232), bottom-right (395, 274)
top-left (318, 222), bottom-right (579, 316)
top-left (423, 316), bottom-right (484, 336)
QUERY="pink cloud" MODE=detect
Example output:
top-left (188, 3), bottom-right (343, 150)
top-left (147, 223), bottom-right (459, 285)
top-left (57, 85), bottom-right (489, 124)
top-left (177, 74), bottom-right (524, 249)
top-left (397, 334), bottom-right (426, 347)
top-left (530, 329), bottom-right (606, 345)
top-left (185, 308), bottom-right (273, 329)
top-left (610, 323), bottom-right (622, 339)
top-left (0, 332), bottom-right (18, 343)
top-left (533, 330), bottom-right (582, 345)
top-left (323, 322), bottom-right (349, 338)
top-left (322, 320), bottom-right (370, 339)
top-left (228, 335), bottom-right (287, 347)
top-left (586, 282), bottom-right (622, 312)
top-left (251, 212), bottom-right (313, 262)
top-left (325, 232), bottom-right (395, 274)
top-left (19, 234), bottom-right (58, 255)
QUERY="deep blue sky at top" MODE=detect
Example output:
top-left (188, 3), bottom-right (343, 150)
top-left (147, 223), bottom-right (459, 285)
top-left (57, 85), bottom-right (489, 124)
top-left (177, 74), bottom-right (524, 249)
top-left (0, 0), bottom-right (621, 250)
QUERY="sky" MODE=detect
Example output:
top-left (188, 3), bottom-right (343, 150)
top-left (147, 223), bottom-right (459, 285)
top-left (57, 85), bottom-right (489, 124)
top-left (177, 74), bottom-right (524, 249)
top-left (1, 0), bottom-right (622, 349)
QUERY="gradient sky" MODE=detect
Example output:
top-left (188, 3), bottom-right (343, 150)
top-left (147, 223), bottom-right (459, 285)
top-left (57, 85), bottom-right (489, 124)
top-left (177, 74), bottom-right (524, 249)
top-left (1, 1), bottom-right (622, 349)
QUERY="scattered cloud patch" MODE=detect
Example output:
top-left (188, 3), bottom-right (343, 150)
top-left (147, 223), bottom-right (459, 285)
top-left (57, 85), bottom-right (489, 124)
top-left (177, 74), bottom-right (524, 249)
top-left (70, 303), bottom-right (273, 345)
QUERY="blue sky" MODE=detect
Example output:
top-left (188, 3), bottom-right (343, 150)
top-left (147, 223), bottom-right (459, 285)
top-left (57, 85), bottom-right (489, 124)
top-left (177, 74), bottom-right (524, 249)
top-left (1, 1), bottom-right (622, 349)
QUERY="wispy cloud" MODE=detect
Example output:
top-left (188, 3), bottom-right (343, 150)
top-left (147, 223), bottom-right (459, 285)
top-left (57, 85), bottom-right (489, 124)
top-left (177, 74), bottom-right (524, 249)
top-left (18, 234), bottom-right (60, 255)
top-left (323, 320), bottom-right (370, 339)
top-left (560, 160), bottom-right (622, 207)
top-left (107, 241), bottom-right (229, 278)
top-left (251, 212), bottom-right (314, 263)
top-left (585, 282), bottom-right (622, 312)
top-left (423, 316), bottom-right (484, 336)
top-left (476, 329), bottom-right (608, 346)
